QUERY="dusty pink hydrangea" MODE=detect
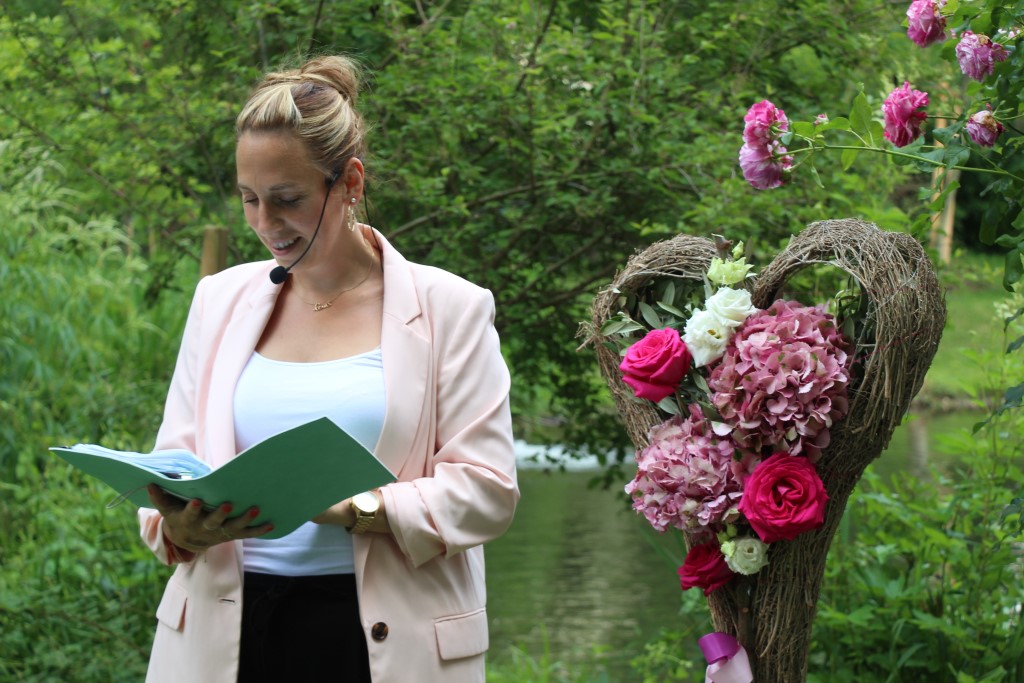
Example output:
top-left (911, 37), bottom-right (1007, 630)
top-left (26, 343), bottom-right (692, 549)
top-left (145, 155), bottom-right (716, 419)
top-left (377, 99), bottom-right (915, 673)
top-left (743, 100), bottom-right (789, 146)
top-left (708, 300), bottom-right (852, 464)
top-left (966, 108), bottom-right (1005, 147)
top-left (883, 82), bottom-right (930, 147)
top-left (625, 405), bottom-right (743, 533)
top-left (906, 0), bottom-right (947, 47)
top-left (955, 31), bottom-right (1009, 82)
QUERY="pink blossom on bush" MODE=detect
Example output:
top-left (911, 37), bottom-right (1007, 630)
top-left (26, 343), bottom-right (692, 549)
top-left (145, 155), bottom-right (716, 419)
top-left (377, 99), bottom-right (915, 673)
top-left (738, 142), bottom-right (792, 190)
top-left (743, 100), bottom-right (789, 147)
top-left (955, 31), bottom-right (1009, 82)
top-left (625, 405), bottom-right (743, 533)
top-left (906, 0), bottom-right (947, 47)
top-left (708, 300), bottom-right (852, 464)
top-left (965, 108), bottom-right (1004, 147)
top-left (882, 82), bottom-right (930, 147)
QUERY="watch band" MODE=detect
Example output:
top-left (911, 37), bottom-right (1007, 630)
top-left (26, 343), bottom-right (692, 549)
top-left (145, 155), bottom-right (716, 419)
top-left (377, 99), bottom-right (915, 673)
top-left (349, 512), bottom-right (374, 534)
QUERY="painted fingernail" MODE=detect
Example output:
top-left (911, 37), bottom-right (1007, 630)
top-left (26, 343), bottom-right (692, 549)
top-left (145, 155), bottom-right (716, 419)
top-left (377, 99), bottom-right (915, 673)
top-left (220, 503), bottom-right (234, 514)
top-left (189, 499), bottom-right (202, 509)
top-left (266, 525), bottom-right (275, 533)
top-left (249, 507), bottom-right (260, 518)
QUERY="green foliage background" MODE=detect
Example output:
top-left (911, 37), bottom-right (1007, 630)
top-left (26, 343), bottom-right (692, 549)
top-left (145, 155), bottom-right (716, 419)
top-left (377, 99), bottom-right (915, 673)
top-left (1, 1), bottom-right (1020, 681)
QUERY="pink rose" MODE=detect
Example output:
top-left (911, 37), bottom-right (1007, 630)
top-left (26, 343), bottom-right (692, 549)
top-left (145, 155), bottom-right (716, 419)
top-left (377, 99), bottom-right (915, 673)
top-left (906, 0), bottom-right (946, 47)
top-left (955, 32), bottom-right (1009, 82)
top-left (678, 542), bottom-right (735, 595)
top-left (883, 82), bottom-right (929, 147)
top-left (619, 328), bottom-right (691, 402)
top-left (738, 453), bottom-right (829, 543)
top-left (738, 142), bottom-right (792, 190)
top-left (966, 108), bottom-right (1004, 147)
top-left (743, 99), bottom-right (789, 147)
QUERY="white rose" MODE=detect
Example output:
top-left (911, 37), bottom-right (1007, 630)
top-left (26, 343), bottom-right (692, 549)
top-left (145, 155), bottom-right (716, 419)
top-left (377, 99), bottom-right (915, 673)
top-left (683, 309), bottom-right (729, 367)
top-left (704, 287), bottom-right (758, 328)
top-left (722, 536), bottom-right (769, 575)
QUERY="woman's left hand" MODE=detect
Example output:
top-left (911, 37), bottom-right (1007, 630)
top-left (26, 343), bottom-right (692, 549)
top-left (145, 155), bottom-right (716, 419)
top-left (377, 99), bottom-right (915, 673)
top-left (313, 493), bottom-right (389, 533)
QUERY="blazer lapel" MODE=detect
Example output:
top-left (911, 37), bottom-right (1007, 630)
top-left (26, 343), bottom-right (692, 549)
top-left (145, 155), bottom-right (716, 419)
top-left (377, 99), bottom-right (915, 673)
top-left (204, 272), bottom-right (280, 468)
top-left (371, 230), bottom-right (432, 480)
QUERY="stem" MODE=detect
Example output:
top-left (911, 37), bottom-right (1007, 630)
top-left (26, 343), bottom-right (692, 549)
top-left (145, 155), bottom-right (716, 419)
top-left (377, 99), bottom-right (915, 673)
top-left (788, 143), bottom-right (1024, 183)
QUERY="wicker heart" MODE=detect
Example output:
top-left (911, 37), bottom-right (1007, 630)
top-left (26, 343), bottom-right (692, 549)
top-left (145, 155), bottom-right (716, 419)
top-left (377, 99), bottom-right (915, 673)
top-left (585, 219), bottom-right (945, 683)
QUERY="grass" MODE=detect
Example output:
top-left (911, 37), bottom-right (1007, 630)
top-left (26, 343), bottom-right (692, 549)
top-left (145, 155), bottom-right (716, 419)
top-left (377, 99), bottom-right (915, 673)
top-left (923, 249), bottom-right (1012, 398)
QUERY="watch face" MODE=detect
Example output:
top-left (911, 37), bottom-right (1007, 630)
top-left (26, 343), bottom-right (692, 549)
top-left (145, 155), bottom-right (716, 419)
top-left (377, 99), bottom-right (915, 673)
top-left (352, 491), bottom-right (380, 514)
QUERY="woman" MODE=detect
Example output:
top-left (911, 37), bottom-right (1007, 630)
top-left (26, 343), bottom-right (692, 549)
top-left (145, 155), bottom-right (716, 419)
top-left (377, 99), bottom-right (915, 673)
top-left (138, 55), bottom-right (519, 683)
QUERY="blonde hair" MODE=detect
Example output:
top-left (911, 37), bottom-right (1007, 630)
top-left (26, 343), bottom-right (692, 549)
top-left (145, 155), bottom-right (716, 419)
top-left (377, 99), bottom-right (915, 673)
top-left (236, 55), bottom-right (367, 176)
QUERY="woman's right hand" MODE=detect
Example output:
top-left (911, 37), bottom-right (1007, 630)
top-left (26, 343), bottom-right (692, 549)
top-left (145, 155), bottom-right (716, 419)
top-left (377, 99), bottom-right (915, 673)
top-left (147, 484), bottom-right (274, 553)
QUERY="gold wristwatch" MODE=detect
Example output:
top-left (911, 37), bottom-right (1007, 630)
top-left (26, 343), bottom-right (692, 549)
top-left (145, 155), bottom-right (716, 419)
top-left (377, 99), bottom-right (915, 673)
top-left (348, 491), bottom-right (380, 534)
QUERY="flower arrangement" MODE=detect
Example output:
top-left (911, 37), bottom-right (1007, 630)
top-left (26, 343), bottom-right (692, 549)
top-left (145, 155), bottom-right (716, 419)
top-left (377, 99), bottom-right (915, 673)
top-left (586, 221), bottom-right (947, 683)
top-left (609, 238), bottom-right (853, 596)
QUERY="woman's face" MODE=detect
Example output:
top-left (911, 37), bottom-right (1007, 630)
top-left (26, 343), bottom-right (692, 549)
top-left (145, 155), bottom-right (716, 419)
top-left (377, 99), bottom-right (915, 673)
top-left (236, 131), bottom-right (348, 269)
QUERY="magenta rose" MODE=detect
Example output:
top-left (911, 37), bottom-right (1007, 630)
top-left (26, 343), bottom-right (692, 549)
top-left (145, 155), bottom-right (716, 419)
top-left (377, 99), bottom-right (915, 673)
top-left (906, 0), bottom-right (946, 47)
top-left (743, 99), bottom-right (789, 147)
top-left (739, 142), bottom-right (792, 190)
top-left (678, 542), bottom-right (735, 595)
top-left (966, 108), bottom-right (1004, 147)
top-left (619, 328), bottom-right (691, 402)
top-left (955, 31), bottom-right (1009, 82)
top-left (883, 82), bottom-right (929, 148)
top-left (738, 453), bottom-right (829, 543)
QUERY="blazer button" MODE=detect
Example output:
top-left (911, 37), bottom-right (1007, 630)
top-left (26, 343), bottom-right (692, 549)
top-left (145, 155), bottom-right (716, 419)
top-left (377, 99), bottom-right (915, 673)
top-left (371, 622), bottom-right (389, 641)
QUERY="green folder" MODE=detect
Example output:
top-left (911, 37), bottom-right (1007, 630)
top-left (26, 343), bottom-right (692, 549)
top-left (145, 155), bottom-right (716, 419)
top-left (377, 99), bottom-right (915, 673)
top-left (50, 417), bottom-right (396, 539)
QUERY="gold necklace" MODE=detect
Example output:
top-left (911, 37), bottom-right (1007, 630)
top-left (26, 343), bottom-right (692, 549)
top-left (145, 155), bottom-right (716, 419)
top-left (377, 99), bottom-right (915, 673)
top-left (295, 259), bottom-right (375, 312)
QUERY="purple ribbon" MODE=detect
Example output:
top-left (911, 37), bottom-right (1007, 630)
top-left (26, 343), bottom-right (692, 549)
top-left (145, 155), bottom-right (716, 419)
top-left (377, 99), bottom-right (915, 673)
top-left (698, 632), bottom-right (753, 683)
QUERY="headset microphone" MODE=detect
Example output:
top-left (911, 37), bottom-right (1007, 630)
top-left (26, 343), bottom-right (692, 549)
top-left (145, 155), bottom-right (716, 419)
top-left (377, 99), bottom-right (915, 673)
top-left (268, 172), bottom-right (341, 285)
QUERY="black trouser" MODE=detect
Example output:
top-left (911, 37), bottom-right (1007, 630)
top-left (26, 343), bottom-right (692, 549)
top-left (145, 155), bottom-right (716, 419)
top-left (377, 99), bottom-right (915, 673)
top-left (238, 572), bottom-right (371, 683)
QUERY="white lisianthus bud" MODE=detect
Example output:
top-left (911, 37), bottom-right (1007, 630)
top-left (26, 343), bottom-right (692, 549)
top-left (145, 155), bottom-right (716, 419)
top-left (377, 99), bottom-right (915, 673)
top-left (721, 536), bottom-right (769, 575)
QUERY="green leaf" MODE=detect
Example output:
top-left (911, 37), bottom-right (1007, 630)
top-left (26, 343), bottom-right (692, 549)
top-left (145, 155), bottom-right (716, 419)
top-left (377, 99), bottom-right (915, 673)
top-left (656, 301), bottom-right (687, 318)
top-left (1004, 248), bottom-right (1024, 290)
top-left (945, 144), bottom-right (971, 168)
top-left (638, 302), bottom-right (662, 329)
top-left (791, 121), bottom-right (815, 137)
top-left (849, 92), bottom-right (872, 136)
top-left (841, 147), bottom-right (859, 170)
top-left (818, 116), bottom-right (850, 132)
top-left (656, 395), bottom-right (681, 415)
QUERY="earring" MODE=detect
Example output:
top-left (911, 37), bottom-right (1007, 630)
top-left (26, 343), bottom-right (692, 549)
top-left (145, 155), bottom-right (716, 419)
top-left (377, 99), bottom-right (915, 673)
top-left (347, 197), bottom-right (357, 231)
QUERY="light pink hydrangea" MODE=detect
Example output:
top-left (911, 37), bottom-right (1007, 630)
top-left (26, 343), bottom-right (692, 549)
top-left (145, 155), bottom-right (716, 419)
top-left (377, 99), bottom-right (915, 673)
top-left (625, 405), bottom-right (743, 533)
top-left (883, 82), bottom-right (929, 147)
top-left (708, 300), bottom-right (852, 464)
top-left (966, 108), bottom-right (1004, 147)
top-left (955, 31), bottom-right (1009, 82)
top-left (906, 0), bottom-right (947, 47)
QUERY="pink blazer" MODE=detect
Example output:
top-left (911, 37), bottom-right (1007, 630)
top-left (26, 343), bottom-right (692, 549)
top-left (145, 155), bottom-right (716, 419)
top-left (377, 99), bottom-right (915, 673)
top-left (138, 230), bottom-right (519, 683)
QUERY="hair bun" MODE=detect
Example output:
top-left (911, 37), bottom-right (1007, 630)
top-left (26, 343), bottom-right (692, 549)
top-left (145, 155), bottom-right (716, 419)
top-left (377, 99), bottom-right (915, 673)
top-left (300, 55), bottom-right (361, 104)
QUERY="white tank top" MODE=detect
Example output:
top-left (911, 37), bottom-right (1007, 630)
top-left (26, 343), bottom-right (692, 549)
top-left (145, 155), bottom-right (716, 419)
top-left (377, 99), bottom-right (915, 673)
top-left (233, 348), bottom-right (386, 576)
